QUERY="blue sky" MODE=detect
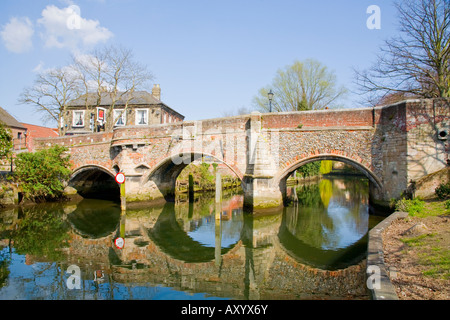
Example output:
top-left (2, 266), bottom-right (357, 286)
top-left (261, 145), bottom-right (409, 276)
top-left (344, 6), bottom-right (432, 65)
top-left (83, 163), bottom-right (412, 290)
top-left (0, 0), bottom-right (398, 127)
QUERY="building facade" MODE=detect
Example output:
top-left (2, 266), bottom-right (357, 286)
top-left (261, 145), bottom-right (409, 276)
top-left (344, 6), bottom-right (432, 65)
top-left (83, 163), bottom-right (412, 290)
top-left (64, 85), bottom-right (185, 135)
top-left (0, 106), bottom-right (27, 152)
top-left (21, 123), bottom-right (59, 152)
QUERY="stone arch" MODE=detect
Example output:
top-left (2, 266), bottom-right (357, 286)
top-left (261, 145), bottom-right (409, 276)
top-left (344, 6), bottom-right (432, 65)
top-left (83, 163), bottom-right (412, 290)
top-left (69, 165), bottom-right (120, 200)
top-left (141, 152), bottom-right (244, 200)
top-left (274, 154), bottom-right (383, 191)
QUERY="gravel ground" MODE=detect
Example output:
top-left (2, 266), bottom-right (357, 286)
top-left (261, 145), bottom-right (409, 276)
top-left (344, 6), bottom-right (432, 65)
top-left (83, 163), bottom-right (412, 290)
top-left (382, 215), bottom-right (450, 300)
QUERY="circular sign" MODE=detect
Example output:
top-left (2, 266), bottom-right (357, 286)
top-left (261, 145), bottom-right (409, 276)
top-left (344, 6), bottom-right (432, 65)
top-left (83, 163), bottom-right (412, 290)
top-left (114, 237), bottom-right (125, 249)
top-left (115, 172), bottom-right (125, 184)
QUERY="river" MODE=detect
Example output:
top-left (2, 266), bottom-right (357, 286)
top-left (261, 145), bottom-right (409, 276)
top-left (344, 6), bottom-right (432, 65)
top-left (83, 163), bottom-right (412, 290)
top-left (0, 175), bottom-right (385, 300)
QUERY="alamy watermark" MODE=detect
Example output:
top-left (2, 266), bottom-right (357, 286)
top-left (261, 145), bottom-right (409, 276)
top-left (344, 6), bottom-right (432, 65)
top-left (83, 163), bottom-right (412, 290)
top-left (169, 121), bottom-right (280, 168)
top-left (66, 264), bottom-right (81, 290)
top-left (67, 5), bottom-right (82, 30)
top-left (367, 5), bottom-right (381, 30)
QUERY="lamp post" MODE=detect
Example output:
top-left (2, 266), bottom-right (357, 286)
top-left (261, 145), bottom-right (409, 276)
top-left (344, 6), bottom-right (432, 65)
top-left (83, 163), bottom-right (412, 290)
top-left (268, 90), bottom-right (274, 113)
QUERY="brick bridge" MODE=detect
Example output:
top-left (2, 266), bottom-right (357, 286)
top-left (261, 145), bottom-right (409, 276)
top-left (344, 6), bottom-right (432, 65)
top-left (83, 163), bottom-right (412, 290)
top-left (36, 99), bottom-right (449, 210)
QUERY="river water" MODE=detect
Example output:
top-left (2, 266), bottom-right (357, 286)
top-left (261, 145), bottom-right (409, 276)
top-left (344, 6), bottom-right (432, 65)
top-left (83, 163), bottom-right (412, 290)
top-left (0, 176), bottom-right (385, 300)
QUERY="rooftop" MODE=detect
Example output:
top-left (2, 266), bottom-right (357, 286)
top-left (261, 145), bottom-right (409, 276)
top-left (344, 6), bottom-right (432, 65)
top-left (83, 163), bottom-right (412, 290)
top-left (67, 91), bottom-right (163, 107)
top-left (67, 90), bottom-right (184, 120)
top-left (0, 106), bottom-right (26, 130)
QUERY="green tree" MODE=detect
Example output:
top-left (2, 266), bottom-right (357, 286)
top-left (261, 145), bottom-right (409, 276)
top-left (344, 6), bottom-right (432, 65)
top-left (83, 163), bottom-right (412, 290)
top-left (253, 59), bottom-right (347, 112)
top-left (296, 161), bottom-right (321, 178)
top-left (0, 122), bottom-right (13, 159)
top-left (14, 145), bottom-right (71, 202)
top-left (13, 206), bottom-right (70, 261)
top-left (320, 160), bottom-right (333, 175)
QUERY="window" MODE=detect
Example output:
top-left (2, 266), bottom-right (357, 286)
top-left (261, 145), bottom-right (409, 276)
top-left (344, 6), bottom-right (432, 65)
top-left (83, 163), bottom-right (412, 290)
top-left (136, 109), bottom-right (148, 125)
top-left (114, 109), bottom-right (126, 126)
top-left (73, 110), bottom-right (85, 127)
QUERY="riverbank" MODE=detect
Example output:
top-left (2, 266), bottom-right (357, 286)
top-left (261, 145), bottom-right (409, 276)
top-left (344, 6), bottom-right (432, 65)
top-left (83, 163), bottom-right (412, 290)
top-left (382, 199), bottom-right (450, 300)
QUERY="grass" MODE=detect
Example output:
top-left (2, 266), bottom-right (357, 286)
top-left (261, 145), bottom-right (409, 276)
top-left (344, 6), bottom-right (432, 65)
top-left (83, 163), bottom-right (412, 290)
top-left (400, 233), bottom-right (450, 280)
top-left (420, 248), bottom-right (450, 280)
top-left (395, 198), bottom-right (450, 218)
top-left (396, 198), bottom-right (450, 280)
top-left (400, 233), bottom-right (435, 246)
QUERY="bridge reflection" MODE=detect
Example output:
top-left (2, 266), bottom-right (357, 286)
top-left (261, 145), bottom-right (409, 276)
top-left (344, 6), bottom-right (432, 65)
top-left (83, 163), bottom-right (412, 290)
top-left (57, 180), bottom-right (372, 299)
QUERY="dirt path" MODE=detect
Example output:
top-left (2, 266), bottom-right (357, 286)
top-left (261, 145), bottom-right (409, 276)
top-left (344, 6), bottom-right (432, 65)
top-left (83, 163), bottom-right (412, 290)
top-left (382, 214), bottom-right (450, 300)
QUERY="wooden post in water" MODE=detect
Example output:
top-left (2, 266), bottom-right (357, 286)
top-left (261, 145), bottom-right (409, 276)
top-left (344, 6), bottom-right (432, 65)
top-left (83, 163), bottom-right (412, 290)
top-left (215, 171), bottom-right (222, 266)
top-left (120, 182), bottom-right (126, 211)
top-left (188, 173), bottom-right (194, 203)
top-left (120, 214), bottom-right (126, 238)
top-left (215, 172), bottom-right (222, 220)
top-left (116, 172), bottom-right (126, 212)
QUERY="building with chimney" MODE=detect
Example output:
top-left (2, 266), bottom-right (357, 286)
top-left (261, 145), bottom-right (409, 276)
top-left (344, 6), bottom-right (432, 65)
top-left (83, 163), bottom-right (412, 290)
top-left (63, 84), bottom-right (184, 135)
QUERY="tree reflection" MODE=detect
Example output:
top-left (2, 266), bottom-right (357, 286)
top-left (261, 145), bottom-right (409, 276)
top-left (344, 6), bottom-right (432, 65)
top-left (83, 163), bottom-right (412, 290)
top-left (13, 206), bottom-right (70, 261)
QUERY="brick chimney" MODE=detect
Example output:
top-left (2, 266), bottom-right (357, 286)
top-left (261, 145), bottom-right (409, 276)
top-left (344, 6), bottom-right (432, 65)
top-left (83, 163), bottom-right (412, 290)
top-left (152, 84), bottom-right (161, 101)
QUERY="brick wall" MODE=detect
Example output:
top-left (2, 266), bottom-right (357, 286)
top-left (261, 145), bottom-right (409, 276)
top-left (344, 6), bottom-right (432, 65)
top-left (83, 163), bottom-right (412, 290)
top-left (261, 108), bottom-right (374, 129)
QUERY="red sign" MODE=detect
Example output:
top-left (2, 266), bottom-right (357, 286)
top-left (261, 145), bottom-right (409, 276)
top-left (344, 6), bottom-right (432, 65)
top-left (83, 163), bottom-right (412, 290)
top-left (97, 108), bottom-right (106, 121)
top-left (114, 237), bottom-right (125, 249)
top-left (115, 172), bottom-right (125, 184)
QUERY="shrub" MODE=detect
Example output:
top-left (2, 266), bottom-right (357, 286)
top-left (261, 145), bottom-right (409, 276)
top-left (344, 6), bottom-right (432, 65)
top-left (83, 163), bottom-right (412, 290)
top-left (435, 182), bottom-right (450, 200)
top-left (395, 198), bottom-right (425, 216)
top-left (0, 122), bottom-right (13, 159)
top-left (13, 145), bottom-right (71, 202)
top-left (296, 161), bottom-right (321, 178)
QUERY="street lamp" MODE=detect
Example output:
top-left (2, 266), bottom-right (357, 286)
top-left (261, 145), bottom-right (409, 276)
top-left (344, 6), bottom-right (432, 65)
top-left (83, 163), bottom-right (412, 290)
top-left (268, 90), bottom-right (274, 113)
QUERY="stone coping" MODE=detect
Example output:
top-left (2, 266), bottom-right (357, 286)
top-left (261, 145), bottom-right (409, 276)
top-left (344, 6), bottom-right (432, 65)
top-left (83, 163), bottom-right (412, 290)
top-left (366, 211), bottom-right (409, 300)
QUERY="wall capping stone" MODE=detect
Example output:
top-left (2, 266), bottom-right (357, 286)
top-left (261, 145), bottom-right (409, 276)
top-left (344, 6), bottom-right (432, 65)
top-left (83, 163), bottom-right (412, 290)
top-left (367, 211), bottom-right (409, 300)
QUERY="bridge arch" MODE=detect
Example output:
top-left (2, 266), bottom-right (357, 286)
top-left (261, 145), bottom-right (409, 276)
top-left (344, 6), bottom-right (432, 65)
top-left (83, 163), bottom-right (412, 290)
top-left (274, 154), bottom-right (383, 191)
top-left (142, 152), bottom-right (244, 200)
top-left (69, 165), bottom-right (120, 200)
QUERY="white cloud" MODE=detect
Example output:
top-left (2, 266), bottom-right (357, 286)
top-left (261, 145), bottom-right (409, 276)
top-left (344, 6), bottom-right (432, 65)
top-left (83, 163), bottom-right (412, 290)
top-left (0, 17), bottom-right (34, 53)
top-left (37, 5), bottom-right (113, 51)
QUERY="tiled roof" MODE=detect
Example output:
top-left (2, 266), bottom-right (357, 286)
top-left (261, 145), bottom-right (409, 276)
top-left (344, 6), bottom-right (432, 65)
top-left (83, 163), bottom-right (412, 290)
top-left (67, 91), bottom-right (162, 107)
top-left (22, 123), bottom-right (59, 138)
top-left (67, 90), bottom-right (185, 120)
top-left (0, 106), bottom-right (26, 130)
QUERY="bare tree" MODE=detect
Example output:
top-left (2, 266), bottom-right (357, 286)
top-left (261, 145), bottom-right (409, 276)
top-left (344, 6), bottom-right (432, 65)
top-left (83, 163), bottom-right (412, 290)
top-left (19, 66), bottom-right (80, 135)
top-left (252, 59), bottom-right (347, 112)
top-left (355, 0), bottom-right (450, 105)
top-left (72, 45), bottom-right (153, 131)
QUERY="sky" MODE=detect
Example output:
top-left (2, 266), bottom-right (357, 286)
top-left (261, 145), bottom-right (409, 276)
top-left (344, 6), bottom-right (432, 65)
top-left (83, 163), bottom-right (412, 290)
top-left (0, 0), bottom-right (399, 127)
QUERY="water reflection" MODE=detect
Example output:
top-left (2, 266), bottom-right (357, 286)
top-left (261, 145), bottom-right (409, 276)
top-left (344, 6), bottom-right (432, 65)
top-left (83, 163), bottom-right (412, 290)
top-left (0, 176), bottom-right (384, 300)
top-left (280, 177), bottom-right (372, 270)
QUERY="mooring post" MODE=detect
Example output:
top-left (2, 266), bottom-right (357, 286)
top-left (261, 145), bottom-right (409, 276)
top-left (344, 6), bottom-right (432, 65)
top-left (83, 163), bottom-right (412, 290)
top-left (120, 182), bottom-right (126, 212)
top-left (215, 213), bottom-right (222, 267)
top-left (115, 172), bottom-right (127, 212)
top-left (188, 173), bottom-right (194, 203)
top-left (215, 172), bottom-right (222, 220)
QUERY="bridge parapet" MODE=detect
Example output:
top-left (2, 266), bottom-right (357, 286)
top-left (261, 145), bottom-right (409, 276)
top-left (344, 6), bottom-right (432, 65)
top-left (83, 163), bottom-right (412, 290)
top-left (34, 99), bottom-right (449, 210)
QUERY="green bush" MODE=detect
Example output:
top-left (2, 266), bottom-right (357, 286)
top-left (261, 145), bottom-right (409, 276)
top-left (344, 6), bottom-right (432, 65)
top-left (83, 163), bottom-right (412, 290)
top-left (0, 122), bottom-right (13, 159)
top-left (445, 200), bottom-right (450, 210)
top-left (395, 198), bottom-right (425, 216)
top-left (435, 182), bottom-right (450, 200)
top-left (296, 162), bottom-right (321, 178)
top-left (13, 145), bottom-right (71, 202)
